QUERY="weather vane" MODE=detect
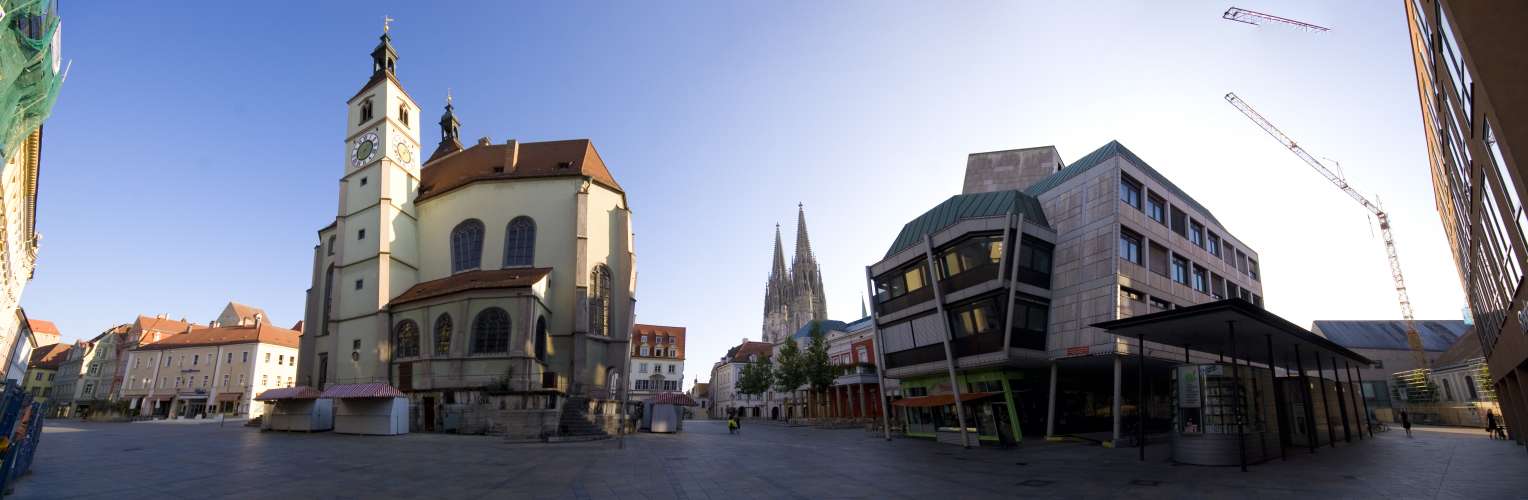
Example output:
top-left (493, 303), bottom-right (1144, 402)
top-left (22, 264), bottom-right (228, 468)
top-left (384, 15), bottom-right (395, 34)
top-left (447, 88), bottom-right (453, 105)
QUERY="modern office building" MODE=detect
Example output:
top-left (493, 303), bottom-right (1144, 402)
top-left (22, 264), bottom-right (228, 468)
top-left (1404, 0), bottom-right (1528, 443)
top-left (868, 141), bottom-right (1265, 446)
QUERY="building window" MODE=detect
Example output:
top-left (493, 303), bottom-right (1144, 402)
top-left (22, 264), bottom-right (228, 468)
top-left (1221, 241), bottom-right (1236, 267)
top-left (394, 320), bottom-right (421, 358)
top-left (321, 264), bottom-right (335, 336)
top-left (327, 235), bottom-right (336, 256)
top-left (639, 363), bottom-right (648, 373)
top-left (1192, 265), bottom-right (1208, 293)
top-left (937, 235), bottom-right (1002, 280)
top-left (243, 351), bottom-right (249, 363)
top-left (1150, 297), bottom-right (1172, 311)
top-left (668, 365), bottom-right (676, 374)
top-left (1146, 241), bottom-right (1169, 277)
top-left (1466, 375), bottom-right (1479, 400)
top-left (1207, 232), bottom-right (1221, 257)
top-left (1211, 273), bottom-right (1226, 299)
top-left (503, 216), bottom-right (536, 267)
top-left (1010, 297), bottom-right (1049, 351)
top-left (359, 98), bottom-right (373, 124)
top-left (1147, 191), bottom-right (1166, 224)
top-left (226, 352), bottom-right (232, 364)
top-left (451, 219), bottom-right (486, 273)
top-left (640, 345), bottom-right (650, 356)
top-left (1236, 250), bottom-right (1248, 275)
top-left (471, 307), bottom-right (511, 354)
top-left (359, 177), bottom-right (368, 186)
top-left (1248, 258), bottom-right (1260, 281)
top-left (1170, 206), bottom-right (1187, 238)
top-left (1119, 227), bottom-right (1143, 265)
top-left (193, 355), bottom-right (199, 365)
top-left (1120, 286), bottom-right (1145, 303)
top-left (265, 353), bottom-right (271, 363)
top-left (1171, 254), bottom-right (1190, 285)
top-left (589, 264), bottom-right (613, 336)
top-left (535, 317), bottom-right (548, 362)
top-left (358, 228), bottom-right (365, 240)
top-left (354, 279), bottom-right (363, 290)
top-left (875, 263), bottom-right (929, 302)
top-left (398, 103), bottom-right (410, 127)
top-left (1120, 173), bottom-right (1142, 210)
top-left (948, 298), bottom-right (1001, 338)
top-left (434, 314), bottom-right (453, 356)
top-left (1189, 220), bottom-right (1204, 248)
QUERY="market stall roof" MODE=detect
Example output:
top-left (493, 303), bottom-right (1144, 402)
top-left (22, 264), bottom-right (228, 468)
top-left (319, 383), bottom-right (405, 399)
top-left (1092, 299), bottom-right (1373, 366)
top-left (649, 393), bottom-right (699, 406)
top-left (255, 387), bottom-right (323, 401)
top-left (891, 391), bottom-right (1000, 408)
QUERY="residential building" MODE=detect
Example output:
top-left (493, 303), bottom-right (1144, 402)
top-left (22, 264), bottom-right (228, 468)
top-left (762, 206), bottom-right (829, 343)
top-left (629, 324), bottom-right (685, 398)
top-left (1405, 0), bottom-right (1528, 446)
top-left (1311, 319), bottom-right (1470, 417)
top-left (868, 141), bottom-right (1264, 445)
top-left (100, 315), bottom-right (206, 401)
top-left (826, 316), bottom-right (892, 420)
top-left (22, 342), bottom-right (69, 412)
top-left (297, 29), bottom-right (635, 437)
top-left (687, 380), bottom-right (710, 415)
top-left (120, 319), bottom-right (299, 419)
top-left (27, 319), bottom-right (58, 347)
top-left (708, 340), bottom-right (774, 419)
top-left (1415, 331), bottom-right (1498, 427)
top-left (0, 0), bottom-right (63, 383)
top-left (50, 338), bottom-right (96, 417)
top-left (2, 311), bottom-right (40, 386)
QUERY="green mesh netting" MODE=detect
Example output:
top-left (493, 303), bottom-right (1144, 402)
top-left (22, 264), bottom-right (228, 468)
top-left (0, 0), bottom-right (62, 159)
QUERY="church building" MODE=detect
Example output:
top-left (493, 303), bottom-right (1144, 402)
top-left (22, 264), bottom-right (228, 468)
top-left (297, 28), bottom-right (636, 438)
top-left (761, 205), bottom-right (828, 343)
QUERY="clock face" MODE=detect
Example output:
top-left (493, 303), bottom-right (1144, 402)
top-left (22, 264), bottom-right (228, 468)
top-left (351, 131), bottom-right (379, 167)
top-left (395, 141), bottom-right (413, 164)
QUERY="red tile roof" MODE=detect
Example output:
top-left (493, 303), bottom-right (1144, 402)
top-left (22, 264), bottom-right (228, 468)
top-left (135, 315), bottom-right (205, 335)
top-left (27, 343), bottom-right (70, 369)
top-left (289, 321), bottom-right (304, 333)
top-left (255, 386), bottom-right (323, 401)
top-left (320, 383), bottom-right (404, 399)
top-left (633, 324), bottom-right (686, 360)
top-left (730, 341), bottom-right (774, 363)
top-left (227, 302), bottom-right (268, 323)
top-left (390, 268), bottom-right (552, 306)
top-left (131, 323), bottom-right (300, 351)
top-left (649, 392), bottom-right (699, 406)
top-left (418, 139), bottom-right (623, 202)
top-left (26, 319), bottom-right (59, 335)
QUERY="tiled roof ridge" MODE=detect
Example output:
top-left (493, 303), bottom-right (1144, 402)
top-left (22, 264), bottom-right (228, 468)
top-left (1024, 140), bottom-right (1225, 228)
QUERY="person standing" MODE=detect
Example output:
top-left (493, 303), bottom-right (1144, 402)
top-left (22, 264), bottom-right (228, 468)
top-left (1486, 411), bottom-right (1499, 439)
top-left (1400, 410), bottom-right (1412, 438)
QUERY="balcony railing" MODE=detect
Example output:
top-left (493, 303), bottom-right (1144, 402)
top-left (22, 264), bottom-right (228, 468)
top-left (938, 264), bottom-right (1000, 295)
top-left (878, 286), bottom-right (934, 316)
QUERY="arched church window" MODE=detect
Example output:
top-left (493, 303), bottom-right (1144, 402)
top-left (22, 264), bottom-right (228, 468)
top-left (321, 264), bottom-right (335, 336)
top-left (394, 320), bottom-right (420, 358)
top-left (359, 98), bottom-right (374, 124)
top-left (399, 103), bottom-right (410, 127)
top-left (434, 314), bottom-right (453, 356)
top-left (503, 216), bottom-right (536, 267)
top-left (327, 235), bottom-right (336, 256)
top-left (451, 219), bottom-right (485, 273)
top-left (472, 308), bottom-right (510, 354)
top-left (589, 264), bottom-right (613, 336)
top-left (535, 316), bottom-right (548, 362)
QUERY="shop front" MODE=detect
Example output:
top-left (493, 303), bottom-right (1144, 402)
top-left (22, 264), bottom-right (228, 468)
top-left (893, 369), bottom-right (1045, 446)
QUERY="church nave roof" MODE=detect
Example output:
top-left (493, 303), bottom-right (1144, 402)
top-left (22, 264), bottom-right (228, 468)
top-left (418, 139), bottom-right (623, 202)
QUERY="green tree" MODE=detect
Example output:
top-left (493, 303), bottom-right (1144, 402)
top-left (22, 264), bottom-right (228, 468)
top-left (773, 339), bottom-right (806, 422)
top-left (736, 360), bottom-right (774, 406)
top-left (804, 326), bottom-right (834, 418)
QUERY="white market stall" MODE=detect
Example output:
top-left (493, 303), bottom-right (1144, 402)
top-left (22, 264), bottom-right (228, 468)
top-left (321, 383), bottom-right (409, 435)
top-left (255, 386), bottom-right (333, 432)
top-left (642, 393), bottom-right (699, 433)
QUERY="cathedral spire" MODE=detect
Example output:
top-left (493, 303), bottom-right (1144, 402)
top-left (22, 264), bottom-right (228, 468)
top-left (794, 202), bottom-right (813, 261)
top-left (427, 90), bottom-right (464, 164)
top-left (771, 223), bottom-right (787, 280)
top-left (370, 19), bottom-right (399, 77)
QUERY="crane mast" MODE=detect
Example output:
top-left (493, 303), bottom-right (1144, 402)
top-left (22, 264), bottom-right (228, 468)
top-left (1224, 92), bottom-right (1427, 369)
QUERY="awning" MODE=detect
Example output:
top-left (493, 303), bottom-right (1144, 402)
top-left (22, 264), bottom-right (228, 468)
top-left (255, 386), bottom-right (322, 401)
top-left (319, 383), bottom-right (405, 399)
top-left (1091, 299), bottom-right (1373, 366)
top-left (892, 391), bottom-right (1000, 408)
top-left (215, 393), bottom-right (243, 402)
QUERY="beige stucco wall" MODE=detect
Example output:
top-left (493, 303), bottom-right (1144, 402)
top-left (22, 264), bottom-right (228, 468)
top-left (122, 342), bottom-right (298, 418)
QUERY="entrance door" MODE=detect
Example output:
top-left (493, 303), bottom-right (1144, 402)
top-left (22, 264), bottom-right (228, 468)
top-left (423, 396), bottom-right (437, 432)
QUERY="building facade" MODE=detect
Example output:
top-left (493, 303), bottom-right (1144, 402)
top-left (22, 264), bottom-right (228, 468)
top-left (825, 316), bottom-right (890, 420)
top-left (1312, 319), bottom-right (1470, 419)
top-left (22, 341), bottom-right (69, 412)
top-left (868, 141), bottom-right (1265, 445)
top-left (629, 324), bottom-right (685, 398)
top-left (50, 338), bottom-right (96, 417)
top-left (120, 321), bottom-right (299, 419)
top-left (708, 340), bottom-right (773, 419)
top-left (297, 30), bottom-right (635, 437)
top-left (687, 381), bottom-right (710, 415)
top-left (100, 315), bottom-right (205, 401)
top-left (762, 207), bottom-right (828, 344)
top-left (1405, 0), bottom-right (1528, 446)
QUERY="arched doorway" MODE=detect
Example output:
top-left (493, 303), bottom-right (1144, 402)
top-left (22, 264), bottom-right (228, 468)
top-left (770, 407), bottom-right (780, 420)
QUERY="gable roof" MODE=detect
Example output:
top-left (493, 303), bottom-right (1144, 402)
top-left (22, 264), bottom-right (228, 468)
top-left (885, 189), bottom-right (1049, 257)
top-left (226, 302), bottom-right (268, 323)
top-left (418, 139), bottom-right (622, 202)
top-left (389, 268), bottom-right (552, 307)
top-left (27, 343), bottom-right (70, 369)
top-left (1025, 140), bottom-right (1225, 228)
top-left (1433, 328), bottom-right (1484, 369)
top-left (131, 323), bottom-right (300, 351)
top-left (27, 319), bottom-right (59, 336)
top-left (1311, 320), bottom-right (1469, 352)
top-left (730, 341), bottom-right (774, 362)
top-left (135, 315), bottom-right (204, 335)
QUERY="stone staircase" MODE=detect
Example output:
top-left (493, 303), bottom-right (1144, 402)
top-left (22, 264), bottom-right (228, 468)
top-left (554, 395), bottom-right (610, 441)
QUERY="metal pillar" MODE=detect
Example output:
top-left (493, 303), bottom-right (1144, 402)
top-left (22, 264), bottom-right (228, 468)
top-left (922, 236), bottom-right (969, 449)
top-left (1046, 362), bottom-right (1058, 438)
top-left (1294, 345), bottom-right (1317, 453)
top-left (1138, 333), bottom-right (1146, 461)
top-left (1112, 356), bottom-right (1123, 445)
top-left (1355, 365), bottom-right (1373, 438)
top-left (1331, 356), bottom-right (1351, 443)
top-left (1342, 360), bottom-right (1362, 441)
top-left (1227, 321), bottom-right (1246, 472)
top-left (1185, 344), bottom-right (1191, 363)
top-left (863, 266), bottom-right (893, 441)
top-left (1315, 355), bottom-right (1335, 448)
top-left (1265, 334), bottom-right (1286, 461)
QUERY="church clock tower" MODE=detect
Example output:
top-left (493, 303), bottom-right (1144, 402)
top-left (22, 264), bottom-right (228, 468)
top-left (324, 25), bottom-right (423, 386)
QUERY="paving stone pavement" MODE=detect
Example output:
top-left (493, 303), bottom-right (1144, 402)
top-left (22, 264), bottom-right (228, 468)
top-left (11, 419), bottom-right (1528, 499)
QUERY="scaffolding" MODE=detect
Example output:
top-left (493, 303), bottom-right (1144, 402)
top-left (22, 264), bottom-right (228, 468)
top-left (0, 0), bottom-right (62, 160)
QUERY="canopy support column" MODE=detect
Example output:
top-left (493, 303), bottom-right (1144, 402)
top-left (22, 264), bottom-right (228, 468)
top-left (1266, 334), bottom-right (1287, 461)
top-left (1138, 333), bottom-right (1146, 461)
top-left (1315, 354), bottom-right (1335, 448)
top-left (1046, 362), bottom-right (1057, 438)
top-left (1112, 356), bottom-right (1122, 446)
top-left (863, 266), bottom-right (893, 442)
top-left (1294, 345), bottom-right (1317, 453)
top-left (1332, 355), bottom-right (1351, 443)
top-left (1227, 321), bottom-right (1246, 472)
top-left (1343, 360), bottom-right (1362, 441)
top-left (922, 235), bottom-right (968, 449)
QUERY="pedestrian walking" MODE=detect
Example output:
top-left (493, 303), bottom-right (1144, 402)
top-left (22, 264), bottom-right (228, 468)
top-left (728, 416), bottom-right (739, 435)
top-left (1400, 410), bottom-right (1412, 438)
top-left (1487, 411), bottom-right (1498, 440)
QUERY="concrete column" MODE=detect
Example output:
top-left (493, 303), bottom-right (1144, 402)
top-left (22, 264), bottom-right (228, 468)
top-left (858, 384), bottom-right (867, 419)
top-left (1515, 368), bottom-right (1528, 448)
top-left (1315, 355), bottom-right (1335, 448)
top-left (1046, 362), bottom-right (1058, 438)
top-left (1112, 356), bottom-right (1123, 445)
top-left (1331, 356), bottom-right (1350, 443)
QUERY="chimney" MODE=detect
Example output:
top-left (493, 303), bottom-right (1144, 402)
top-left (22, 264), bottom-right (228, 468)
top-left (477, 136), bottom-right (492, 146)
top-left (254, 313), bottom-right (264, 328)
top-left (504, 139), bottom-right (519, 171)
top-left (158, 313), bottom-right (168, 319)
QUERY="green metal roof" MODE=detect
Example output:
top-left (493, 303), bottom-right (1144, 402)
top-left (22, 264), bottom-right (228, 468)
top-left (884, 190), bottom-right (1048, 258)
top-left (1025, 140), bottom-right (1224, 228)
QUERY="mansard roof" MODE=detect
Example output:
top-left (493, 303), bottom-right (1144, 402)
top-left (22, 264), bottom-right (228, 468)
top-left (418, 139), bottom-right (622, 202)
top-left (885, 189), bottom-right (1048, 258)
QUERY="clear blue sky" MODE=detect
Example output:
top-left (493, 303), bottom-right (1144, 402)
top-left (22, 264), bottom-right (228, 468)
top-left (25, 1), bottom-right (1463, 385)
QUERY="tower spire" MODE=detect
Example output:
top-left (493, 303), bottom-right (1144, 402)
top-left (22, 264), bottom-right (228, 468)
top-left (794, 202), bottom-right (813, 260)
top-left (427, 89), bottom-right (464, 163)
top-left (771, 223), bottom-right (787, 279)
top-left (370, 21), bottom-right (399, 76)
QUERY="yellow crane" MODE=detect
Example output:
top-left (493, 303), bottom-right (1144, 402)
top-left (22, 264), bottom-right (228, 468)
top-left (1225, 92), bottom-right (1428, 369)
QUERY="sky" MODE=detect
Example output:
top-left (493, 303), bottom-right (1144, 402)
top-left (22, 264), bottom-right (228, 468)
top-left (23, 1), bottom-right (1464, 386)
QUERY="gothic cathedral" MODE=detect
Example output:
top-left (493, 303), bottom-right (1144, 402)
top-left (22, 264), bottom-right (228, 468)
top-left (762, 205), bottom-right (828, 343)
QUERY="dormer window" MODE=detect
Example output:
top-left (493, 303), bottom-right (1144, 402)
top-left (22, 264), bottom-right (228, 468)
top-left (359, 98), bottom-right (374, 124)
top-left (399, 104), bottom-right (410, 127)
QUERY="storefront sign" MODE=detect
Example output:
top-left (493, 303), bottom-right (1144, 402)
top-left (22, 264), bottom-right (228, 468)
top-left (1179, 367), bottom-right (1202, 408)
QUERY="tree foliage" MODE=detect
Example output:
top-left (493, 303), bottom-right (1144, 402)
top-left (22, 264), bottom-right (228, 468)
top-left (773, 338), bottom-right (806, 394)
top-left (737, 360), bottom-right (774, 398)
top-left (804, 327), bottom-right (834, 393)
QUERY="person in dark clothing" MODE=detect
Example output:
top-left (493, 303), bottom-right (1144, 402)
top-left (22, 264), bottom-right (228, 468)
top-left (1487, 411), bottom-right (1498, 439)
top-left (1400, 410), bottom-right (1412, 437)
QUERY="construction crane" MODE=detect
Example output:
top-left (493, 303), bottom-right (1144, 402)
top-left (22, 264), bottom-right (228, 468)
top-left (1222, 7), bottom-right (1331, 32)
top-left (1224, 92), bottom-right (1428, 369)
